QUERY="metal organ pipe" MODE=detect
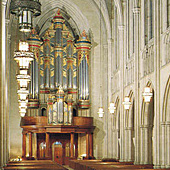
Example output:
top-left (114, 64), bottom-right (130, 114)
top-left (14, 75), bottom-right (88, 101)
top-left (53, 10), bottom-right (64, 88)
top-left (27, 29), bottom-right (41, 109)
top-left (76, 30), bottom-right (91, 109)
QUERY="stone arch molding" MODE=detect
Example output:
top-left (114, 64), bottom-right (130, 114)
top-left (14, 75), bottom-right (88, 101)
top-left (34, 0), bottom-right (90, 36)
top-left (125, 90), bottom-right (134, 129)
top-left (112, 96), bottom-right (120, 160)
top-left (161, 75), bottom-right (170, 168)
top-left (141, 81), bottom-right (154, 126)
top-left (162, 75), bottom-right (170, 122)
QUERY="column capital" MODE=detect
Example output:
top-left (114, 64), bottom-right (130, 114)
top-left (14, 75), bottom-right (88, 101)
top-left (133, 8), bottom-right (140, 14)
top-left (2, 1), bottom-right (6, 7)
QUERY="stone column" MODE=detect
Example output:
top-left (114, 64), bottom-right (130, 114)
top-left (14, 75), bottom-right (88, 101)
top-left (45, 133), bottom-right (50, 158)
top-left (118, 25), bottom-right (124, 162)
top-left (127, 128), bottom-right (133, 161)
top-left (22, 132), bottom-right (27, 158)
top-left (115, 129), bottom-right (119, 160)
top-left (5, 19), bottom-right (10, 164)
top-left (133, 7), bottom-right (140, 164)
top-left (161, 123), bottom-right (166, 168)
top-left (166, 123), bottom-right (170, 168)
top-left (143, 126), bottom-right (149, 164)
top-left (140, 126), bottom-right (144, 164)
top-left (0, 1), bottom-right (6, 168)
top-left (86, 133), bottom-right (90, 158)
top-left (154, 0), bottom-right (161, 168)
top-left (28, 132), bottom-right (33, 157)
top-left (107, 38), bottom-right (112, 158)
top-left (124, 128), bottom-right (128, 161)
top-left (70, 133), bottom-right (74, 158)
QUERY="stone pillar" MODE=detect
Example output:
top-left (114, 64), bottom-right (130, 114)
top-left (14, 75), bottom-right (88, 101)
top-left (45, 133), bottom-right (50, 158)
top-left (127, 128), bottom-right (133, 161)
top-left (70, 133), bottom-right (74, 158)
top-left (22, 132), bottom-right (26, 158)
top-left (5, 20), bottom-right (10, 165)
top-left (124, 128), bottom-right (128, 161)
top-left (115, 129), bottom-right (119, 160)
top-left (154, 0), bottom-right (161, 168)
top-left (133, 7), bottom-right (140, 164)
top-left (161, 123), bottom-right (166, 168)
top-left (118, 25), bottom-right (124, 162)
top-left (140, 126), bottom-right (144, 164)
top-left (86, 133), bottom-right (90, 158)
top-left (0, 1), bottom-right (6, 168)
top-left (166, 123), bottom-right (170, 168)
top-left (143, 126), bottom-right (149, 164)
top-left (28, 132), bottom-right (32, 157)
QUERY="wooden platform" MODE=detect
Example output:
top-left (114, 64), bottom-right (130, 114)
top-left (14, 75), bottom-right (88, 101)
top-left (4, 160), bottom-right (68, 170)
top-left (69, 159), bottom-right (170, 170)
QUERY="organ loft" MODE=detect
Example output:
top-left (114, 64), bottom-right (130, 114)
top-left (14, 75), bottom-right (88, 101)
top-left (19, 10), bottom-right (95, 165)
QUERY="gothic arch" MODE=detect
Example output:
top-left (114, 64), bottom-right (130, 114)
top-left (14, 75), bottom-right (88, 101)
top-left (161, 75), bottom-right (170, 167)
top-left (114, 96), bottom-right (120, 159)
top-left (162, 75), bottom-right (170, 122)
top-left (34, 0), bottom-right (89, 36)
top-left (115, 97), bottom-right (120, 130)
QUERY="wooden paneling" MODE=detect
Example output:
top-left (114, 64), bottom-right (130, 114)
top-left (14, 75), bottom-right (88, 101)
top-left (21, 116), bottom-right (47, 126)
top-left (73, 117), bottom-right (93, 126)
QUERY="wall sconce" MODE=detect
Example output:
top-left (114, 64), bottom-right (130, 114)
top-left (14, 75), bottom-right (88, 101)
top-left (123, 96), bottom-right (132, 110)
top-left (142, 86), bottom-right (153, 103)
top-left (98, 107), bottom-right (104, 118)
top-left (109, 102), bottom-right (116, 114)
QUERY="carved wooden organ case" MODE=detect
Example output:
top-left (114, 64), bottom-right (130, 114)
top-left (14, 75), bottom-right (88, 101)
top-left (27, 11), bottom-right (91, 125)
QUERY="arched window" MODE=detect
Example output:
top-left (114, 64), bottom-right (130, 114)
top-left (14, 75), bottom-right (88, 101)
top-left (128, 1), bottom-right (134, 56)
top-left (144, 0), bottom-right (154, 44)
top-left (113, 4), bottom-right (119, 70)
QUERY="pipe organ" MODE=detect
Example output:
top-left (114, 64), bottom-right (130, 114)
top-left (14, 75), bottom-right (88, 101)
top-left (26, 10), bottom-right (91, 124)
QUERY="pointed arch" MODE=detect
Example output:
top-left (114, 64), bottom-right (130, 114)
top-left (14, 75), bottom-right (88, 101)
top-left (115, 96), bottom-right (120, 130)
top-left (162, 75), bottom-right (170, 122)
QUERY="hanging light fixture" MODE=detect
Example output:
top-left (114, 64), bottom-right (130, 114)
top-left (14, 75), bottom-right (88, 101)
top-left (98, 107), bottom-right (104, 118)
top-left (14, 41), bottom-right (34, 69)
top-left (16, 74), bottom-right (30, 88)
top-left (142, 86), bottom-right (153, 103)
top-left (10, 0), bottom-right (41, 32)
top-left (17, 89), bottom-right (29, 101)
top-left (109, 102), bottom-right (116, 114)
top-left (123, 96), bottom-right (132, 110)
